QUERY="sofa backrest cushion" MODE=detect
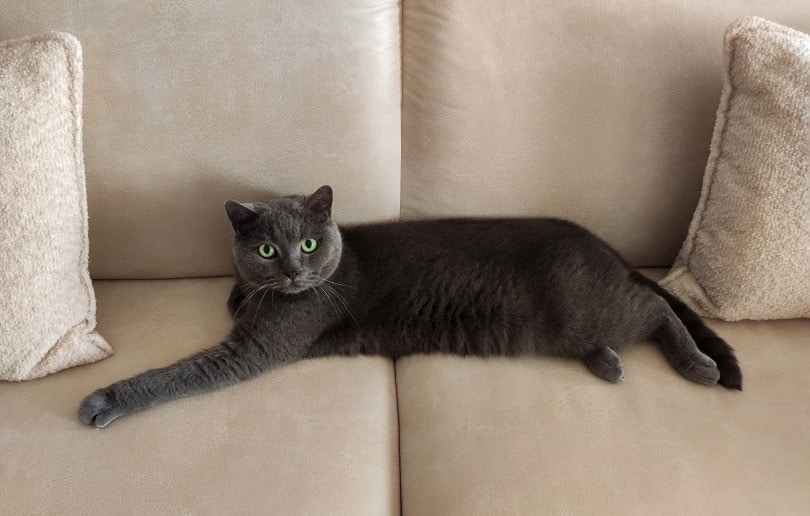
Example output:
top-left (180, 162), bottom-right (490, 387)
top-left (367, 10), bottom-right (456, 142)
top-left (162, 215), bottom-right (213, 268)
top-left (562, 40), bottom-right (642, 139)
top-left (1, 1), bottom-right (401, 279)
top-left (3, 2), bottom-right (809, 276)
top-left (401, 0), bottom-right (810, 266)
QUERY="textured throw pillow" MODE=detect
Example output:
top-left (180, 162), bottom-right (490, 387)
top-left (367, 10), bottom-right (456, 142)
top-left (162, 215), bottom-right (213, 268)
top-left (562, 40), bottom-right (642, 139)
top-left (661, 17), bottom-right (809, 321)
top-left (0, 33), bottom-right (112, 380)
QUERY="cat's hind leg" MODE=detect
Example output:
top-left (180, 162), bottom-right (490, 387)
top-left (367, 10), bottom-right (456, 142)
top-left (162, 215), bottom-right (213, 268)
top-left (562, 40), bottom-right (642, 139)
top-left (653, 308), bottom-right (720, 386)
top-left (583, 347), bottom-right (625, 383)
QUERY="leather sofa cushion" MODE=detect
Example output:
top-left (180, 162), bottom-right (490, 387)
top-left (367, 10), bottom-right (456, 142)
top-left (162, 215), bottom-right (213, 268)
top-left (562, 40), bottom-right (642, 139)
top-left (396, 270), bottom-right (810, 514)
top-left (0, 277), bottom-right (399, 514)
top-left (402, 0), bottom-right (810, 266)
top-left (0, 1), bottom-right (402, 279)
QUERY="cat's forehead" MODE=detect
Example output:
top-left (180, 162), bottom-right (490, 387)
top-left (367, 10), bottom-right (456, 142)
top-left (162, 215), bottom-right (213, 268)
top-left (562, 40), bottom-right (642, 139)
top-left (259, 195), bottom-right (304, 212)
top-left (251, 196), bottom-right (300, 219)
top-left (251, 196), bottom-right (320, 236)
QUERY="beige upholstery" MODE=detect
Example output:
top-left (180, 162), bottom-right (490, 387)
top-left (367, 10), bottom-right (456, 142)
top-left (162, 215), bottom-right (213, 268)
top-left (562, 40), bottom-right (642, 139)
top-left (0, 278), bottom-right (399, 514)
top-left (402, 0), bottom-right (810, 266)
top-left (0, 1), bottom-right (401, 279)
top-left (396, 271), bottom-right (810, 513)
top-left (1, 1), bottom-right (809, 514)
top-left (397, 312), bottom-right (810, 515)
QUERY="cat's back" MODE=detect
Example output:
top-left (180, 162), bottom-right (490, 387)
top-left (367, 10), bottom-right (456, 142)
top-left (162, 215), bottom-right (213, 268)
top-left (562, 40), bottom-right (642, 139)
top-left (340, 217), bottom-right (618, 289)
top-left (342, 217), bottom-right (593, 256)
top-left (335, 217), bottom-right (628, 355)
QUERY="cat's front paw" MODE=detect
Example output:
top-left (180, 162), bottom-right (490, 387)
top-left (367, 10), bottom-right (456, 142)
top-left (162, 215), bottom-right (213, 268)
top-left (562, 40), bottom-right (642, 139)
top-left (78, 387), bottom-right (124, 428)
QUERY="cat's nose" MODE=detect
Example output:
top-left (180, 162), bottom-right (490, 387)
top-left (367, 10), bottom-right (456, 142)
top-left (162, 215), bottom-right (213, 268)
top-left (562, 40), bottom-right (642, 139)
top-left (282, 269), bottom-right (299, 281)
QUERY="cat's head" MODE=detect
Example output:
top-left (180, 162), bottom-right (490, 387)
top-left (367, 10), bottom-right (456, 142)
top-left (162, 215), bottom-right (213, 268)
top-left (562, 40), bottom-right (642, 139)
top-left (225, 185), bottom-right (342, 294)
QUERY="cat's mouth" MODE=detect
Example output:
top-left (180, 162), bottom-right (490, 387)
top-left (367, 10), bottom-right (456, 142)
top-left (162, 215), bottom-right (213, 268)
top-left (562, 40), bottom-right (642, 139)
top-left (275, 278), bottom-right (314, 295)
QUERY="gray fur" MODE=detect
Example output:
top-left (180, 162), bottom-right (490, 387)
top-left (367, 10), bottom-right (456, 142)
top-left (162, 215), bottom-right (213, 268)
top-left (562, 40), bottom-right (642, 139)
top-left (79, 185), bottom-right (741, 427)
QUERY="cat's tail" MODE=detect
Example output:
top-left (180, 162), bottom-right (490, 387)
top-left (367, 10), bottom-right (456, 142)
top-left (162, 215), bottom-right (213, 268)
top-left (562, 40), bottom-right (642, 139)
top-left (632, 271), bottom-right (742, 390)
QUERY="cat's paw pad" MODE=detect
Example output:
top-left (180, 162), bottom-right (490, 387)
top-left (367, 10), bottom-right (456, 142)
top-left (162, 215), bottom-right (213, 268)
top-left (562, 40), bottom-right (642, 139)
top-left (78, 388), bottom-right (123, 428)
top-left (679, 353), bottom-right (720, 386)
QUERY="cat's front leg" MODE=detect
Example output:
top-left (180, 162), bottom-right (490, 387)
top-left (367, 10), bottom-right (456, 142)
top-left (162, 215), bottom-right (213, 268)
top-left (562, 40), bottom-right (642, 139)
top-left (78, 334), bottom-right (298, 428)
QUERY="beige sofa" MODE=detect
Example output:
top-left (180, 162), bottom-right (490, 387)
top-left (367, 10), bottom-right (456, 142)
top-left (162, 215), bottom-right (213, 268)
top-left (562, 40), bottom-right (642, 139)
top-left (2, 1), bottom-right (809, 514)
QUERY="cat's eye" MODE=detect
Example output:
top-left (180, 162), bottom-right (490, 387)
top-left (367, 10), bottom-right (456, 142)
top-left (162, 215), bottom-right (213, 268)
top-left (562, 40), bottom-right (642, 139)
top-left (258, 244), bottom-right (276, 259)
top-left (301, 238), bottom-right (318, 253)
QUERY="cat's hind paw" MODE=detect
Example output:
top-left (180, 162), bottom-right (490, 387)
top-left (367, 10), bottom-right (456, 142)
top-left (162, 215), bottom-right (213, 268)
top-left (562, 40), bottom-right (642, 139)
top-left (677, 352), bottom-right (720, 386)
top-left (78, 388), bottom-right (124, 428)
top-left (583, 347), bottom-right (625, 383)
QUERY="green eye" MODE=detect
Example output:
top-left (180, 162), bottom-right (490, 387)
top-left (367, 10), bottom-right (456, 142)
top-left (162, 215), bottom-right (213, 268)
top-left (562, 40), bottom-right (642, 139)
top-left (258, 244), bottom-right (276, 259)
top-left (301, 238), bottom-right (317, 253)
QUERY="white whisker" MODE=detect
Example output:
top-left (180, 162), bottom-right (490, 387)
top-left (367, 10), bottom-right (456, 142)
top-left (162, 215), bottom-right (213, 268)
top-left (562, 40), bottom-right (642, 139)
top-left (235, 283), bottom-right (268, 316)
top-left (318, 285), bottom-right (342, 322)
top-left (252, 287), bottom-right (272, 328)
top-left (319, 277), bottom-right (358, 290)
top-left (321, 283), bottom-right (358, 324)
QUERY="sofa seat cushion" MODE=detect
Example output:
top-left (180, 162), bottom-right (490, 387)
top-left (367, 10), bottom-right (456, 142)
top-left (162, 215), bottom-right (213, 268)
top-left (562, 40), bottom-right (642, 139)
top-left (396, 270), bottom-right (810, 514)
top-left (0, 277), bottom-right (399, 514)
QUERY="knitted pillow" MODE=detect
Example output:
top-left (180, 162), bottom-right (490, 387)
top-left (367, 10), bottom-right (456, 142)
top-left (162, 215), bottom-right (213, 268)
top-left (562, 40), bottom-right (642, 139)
top-left (661, 17), bottom-right (810, 321)
top-left (0, 33), bottom-right (112, 380)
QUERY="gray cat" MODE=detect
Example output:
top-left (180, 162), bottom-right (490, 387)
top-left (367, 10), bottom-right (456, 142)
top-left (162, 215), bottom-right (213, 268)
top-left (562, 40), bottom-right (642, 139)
top-left (79, 185), bottom-right (741, 427)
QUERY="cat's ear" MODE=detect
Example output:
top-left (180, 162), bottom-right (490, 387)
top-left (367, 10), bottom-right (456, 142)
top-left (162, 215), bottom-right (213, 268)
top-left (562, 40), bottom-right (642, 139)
top-left (303, 185), bottom-right (333, 221)
top-left (224, 201), bottom-right (258, 231)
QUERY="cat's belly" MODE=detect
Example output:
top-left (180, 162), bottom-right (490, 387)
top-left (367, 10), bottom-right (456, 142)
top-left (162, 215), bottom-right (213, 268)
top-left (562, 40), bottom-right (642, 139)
top-left (385, 324), bottom-right (539, 358)
top-left (314, 317), bottom-right (539, 359)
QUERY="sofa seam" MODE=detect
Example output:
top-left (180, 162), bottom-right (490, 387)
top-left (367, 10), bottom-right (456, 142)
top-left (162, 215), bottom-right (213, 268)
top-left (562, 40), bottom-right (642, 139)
top-left (398, 0), bottom-right (404, 222)
top-left (393, 357), bottom-right (404, 516)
